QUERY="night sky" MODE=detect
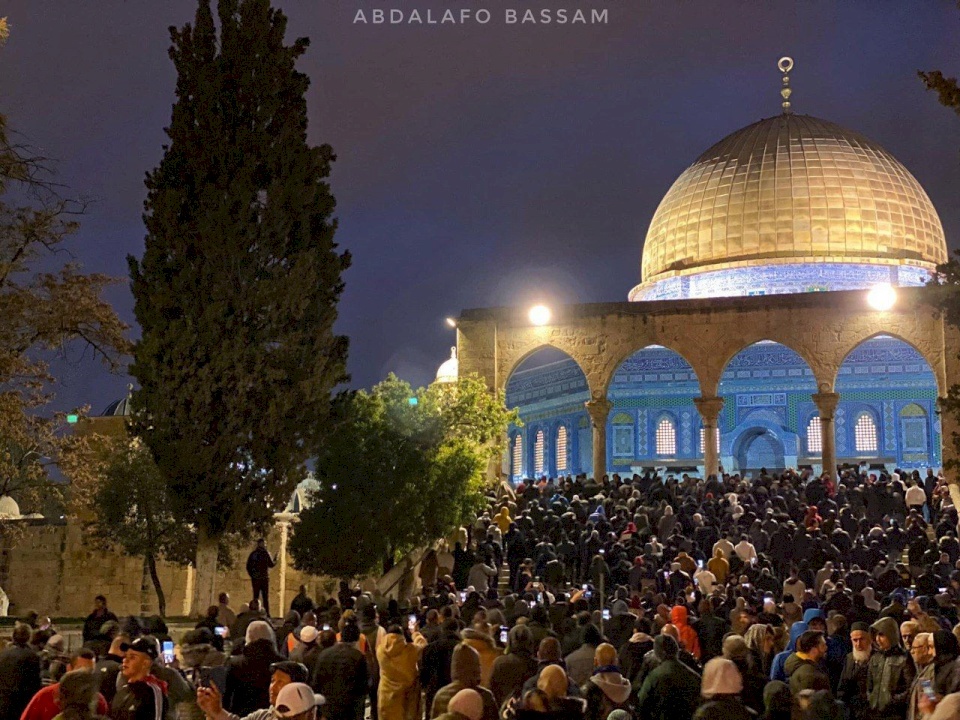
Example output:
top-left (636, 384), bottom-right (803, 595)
top-left (1, 1), bottom-right (959, 415)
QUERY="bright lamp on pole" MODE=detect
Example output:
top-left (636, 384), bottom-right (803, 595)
top-left (867, 284), bottom-right (896, 311)
top-left (528, 304), bottom-right (551, 326)
top-left (445, 317), bottom-right (457, 328)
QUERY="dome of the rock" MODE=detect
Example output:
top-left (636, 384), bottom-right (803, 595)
top-left (629, 114), bottom-right (946, 301)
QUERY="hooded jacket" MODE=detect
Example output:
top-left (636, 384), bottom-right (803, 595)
top-left (430, 644), bottom-right (497, 720)
top-left (769, 608), bottom-right (822, 682)
top-left (867, 616), bottom-right (916, 719)
top-left (223, 638), bottom-right (283, 717)
top-left (459, 629), bottom-right (499, 689)
top-left (377, 631), bottom-right (428, 720)
top-left (671, 606), bottom-right (701, 661)
top-left (636, 657), bottom-right (700, 720)
top-left (580, 669), bottom-right (632, 720)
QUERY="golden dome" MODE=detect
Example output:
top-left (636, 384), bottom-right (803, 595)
top-left (632, 114), bottom-right (946, 300)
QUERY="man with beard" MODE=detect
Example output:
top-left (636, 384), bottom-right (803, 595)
top-left (838, 623), bottom-right (873, 720)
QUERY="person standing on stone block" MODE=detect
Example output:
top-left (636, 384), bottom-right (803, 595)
top-left (246, 539), bottom-right (276, 618)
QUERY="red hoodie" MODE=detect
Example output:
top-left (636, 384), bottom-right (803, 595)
top-left (20, 683), bottom-right (110, 720)
top-left (670, 605), bottom-right (701, 660)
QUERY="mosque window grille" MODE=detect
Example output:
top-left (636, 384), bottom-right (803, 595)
top-left (656, 417), bottom-right (677, 455)
top-left (854, 413), bottom-right (878, 453)
top-left (512, 434), bottom-right (523, 478)
top-left (534, 430), bottom-right (545, 476)
top-left (556, 425), bottom-right (568, 472)
top-left (807, 415), bottom-right (822, 454)
top-left (698, 427), bottom-right (720, 455)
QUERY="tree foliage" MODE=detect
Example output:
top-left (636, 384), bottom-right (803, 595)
top-left (129, 0), bottom-right (349, 609)
top-left (922, 52), bottom-right (960, 478)
top-left (290, 374), bottom-right (518, 579)
top-left (0, 29), bottom-right (129, 525)
top-left (83, 440), bottom-right (192, 616)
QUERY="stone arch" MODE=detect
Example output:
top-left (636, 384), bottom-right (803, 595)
top-left (504, 345), bottom-right (592, 478)
top-left (497, 338), bottom-right (596, 396)
top-left (832, 331), bottom-right (942, 395)
top-left (601, 341), bottom-right (702, 397)
top-left (833, 334), bottom-right (940, 468)
top-left (717, 340), bottom-right (818, 474)
top-left (703, 335), bottom-right (822, 397)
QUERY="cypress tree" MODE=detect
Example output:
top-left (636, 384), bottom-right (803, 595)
top-left (129, 0), bottom-right (349, 612)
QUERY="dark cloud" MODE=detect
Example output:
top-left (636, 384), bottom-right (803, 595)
top-left (0, 0), bottom-right (958, 407)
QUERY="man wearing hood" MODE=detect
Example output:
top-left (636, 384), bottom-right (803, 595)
top-left (838, 622), bottom-right (873, 720)
top-left (770, 608), bottom-right (823, 682)
top-left (430, 644), bottom-right (496, 720)
top-left (489, 625), bottom-right (537, 708)
top-left (579, 644), bottom-right (631, 720)
top-left (867, 616), bottom-right (916, 720)
top-left (224, 621), bottom-right (284, 717)
top-left (670, 605), bottom-right (700, 661)
top-left (635, 635), bottom-right (699, 720)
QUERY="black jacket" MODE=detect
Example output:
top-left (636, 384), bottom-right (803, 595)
top-left (109, 676), bottom-right (168, 720)
top-left (419, 633), bottom-right (460, 702)
top-left (246, 547), bottom-right (275, 580)
top-left (0, 642), bottom-right (41, 720)
top-left (311, 643), bottom-right (368, 719)
top-left (224, 639), bottom-right (284, 716)
top-left (83, 609), bottom-right (119, 643)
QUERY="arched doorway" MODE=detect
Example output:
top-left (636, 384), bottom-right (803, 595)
top-left (835, 335), bottom-right (940, 471)
top-left (735, 428), bottom-right (786, 474)
top-left (717, 341), bottom-right (817, 476)
top-left (504, 347), bottom-right (589, 481)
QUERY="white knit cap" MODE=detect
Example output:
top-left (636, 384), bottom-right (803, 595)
top-left (701, 657), bottom-right (743, 697)
top-left (448, 689), bottom-right (483, 720)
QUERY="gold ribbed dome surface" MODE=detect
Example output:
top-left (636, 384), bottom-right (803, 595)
top-left (640, 114), bottom-right (946, 284)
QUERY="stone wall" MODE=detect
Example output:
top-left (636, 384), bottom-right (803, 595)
top-left (0, 520), bottom-right (336, 619)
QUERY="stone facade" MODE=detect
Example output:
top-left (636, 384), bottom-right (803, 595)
top-left (458, 287), bottom-right (960, 480)
top-left (0, 520), bottom-right (332, 619)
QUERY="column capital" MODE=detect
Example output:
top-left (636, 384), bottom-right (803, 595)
top-left (694, 396), bottom-right (725, 424)
top-left (811, 391), bottom-right (840, 419)
top-left (584, 397), bottom-right (612, 426)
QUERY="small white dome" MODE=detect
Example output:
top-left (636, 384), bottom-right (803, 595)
top-left (435, 346), bottom-right (459, 384)
top-left (0, 496), bottom-right (21, 519)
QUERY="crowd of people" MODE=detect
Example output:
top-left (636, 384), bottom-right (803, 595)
top-left (1, 467), bottom-right (960, 720)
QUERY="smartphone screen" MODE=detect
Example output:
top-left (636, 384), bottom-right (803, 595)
top-left (921, 679), bottom-right (937, 701)
top-left (214, 626), bottom-right (226, 637)
top-left (323, 624), bottom-right (331, 631)
top-left (459, 591), bottom-right (466, 603)
top-left (602, 608), bottom-right (611, 620)
top-left (499, 627), bottom-right (508, 644)
top-left (162, 640), bottom-right (175, 664)
top-left (407, 614), bottom-right (416, 630)
top-left (697, 559), bottom-right (703, 569)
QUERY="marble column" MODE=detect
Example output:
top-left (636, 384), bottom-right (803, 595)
top-left (812, 391), bottom-right (840, 479)
top-left (585, 398), bottom-right (612, 480)
top-left (694, 396), bottom-right (725, 479)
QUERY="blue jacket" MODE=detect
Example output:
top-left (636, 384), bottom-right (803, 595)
top-left (771, 608), bottom-right (824, 681)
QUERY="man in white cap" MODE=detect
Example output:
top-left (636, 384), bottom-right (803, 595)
top-left (272, 684), bottom-right (324, 720)
top-left (197, 662), bottom-right (310, 720)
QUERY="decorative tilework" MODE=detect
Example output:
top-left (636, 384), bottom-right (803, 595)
top-left (637, 410), bottom-right (648, 455)
top-left (681, 411), bottom-right (692, 454)
top-left (883, 401), bottom-right (896, 452)
top-left (835, 408), bottom-right (847, 453)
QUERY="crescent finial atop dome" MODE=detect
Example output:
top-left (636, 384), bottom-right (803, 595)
top-left (778, 56), bottom-right (794, 113)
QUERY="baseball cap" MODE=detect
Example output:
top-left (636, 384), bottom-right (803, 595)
top-left (270, 661), bottom-right (309, 684)
top-left (127, 637), bottom-right (159, 660)
top-left (299, 626), bottom-right (318, 644)
top-left (273, 683), bottom-right (324, 717)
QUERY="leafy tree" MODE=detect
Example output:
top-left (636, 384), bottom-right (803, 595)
top-left (130, 0), bottom-right (350, 612)
top-left (0, 20), bottom-right (128, 526)
top-left (921, 51), bottom-right (960, 521)
top-left (83, 440), bottom-right (192, 616)
top-left (290, 374), bottom-right (518, 579)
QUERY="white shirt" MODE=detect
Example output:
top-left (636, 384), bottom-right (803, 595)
top-left (783, 579), bottom-right (806, 601)
top-left (734, 540), bottom-right (757, 564)
top-left (905, 485), bottom-right (926, 507)
top-left (694, 568), bottom-right (717, 595)
top-left (713, 539), bottom-right (734, 560)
